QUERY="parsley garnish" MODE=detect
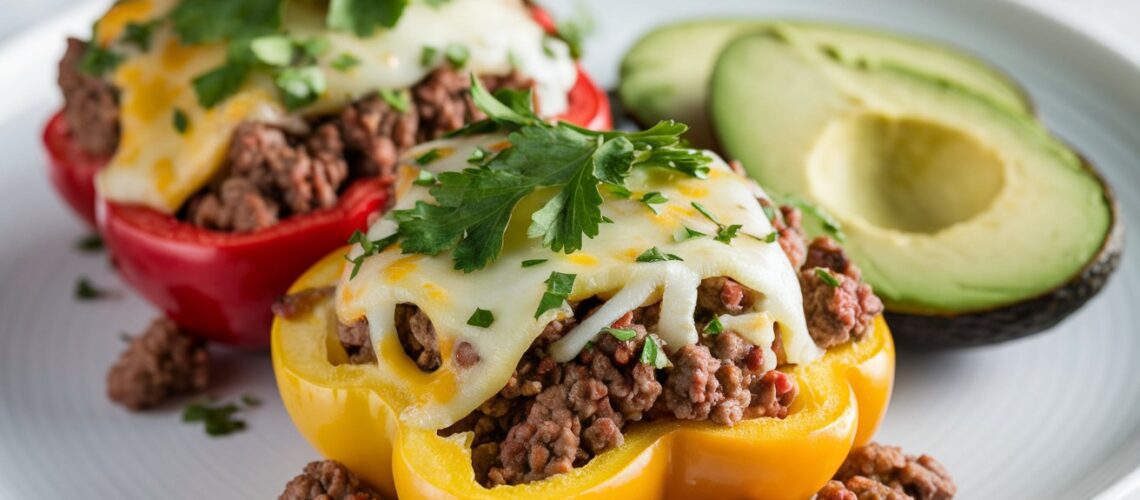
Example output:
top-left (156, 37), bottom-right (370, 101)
top-left (327, 0), bottom-right (409, 37)
top-left (182, 397), bottom-right (258, 437)
top-left (760, 232), bottom-right (779, 243)
top-left (521, 259), bottom-right (548, 268)
top-left (275, 65), bottom-right (326, 110)
top-left (704, 316), bottom-right (724, 336)
top-left (674, 226), bottom-right (705, 242)
top-left (467, 308), bottom-right (494, 328)
top-left (445, 44), bottom-right (469, 68)
top-left (75, 276), bottom-right (111, 301)
top-left (605, 183), bottom-right (632, 199)
top-left (640, 335), bottom-right (669, 369)
top-left (330, 52), bottom-right (361, 72)
top-left (170, 0), bottom-right (283, 44)
top-left (785, 195), bottom-right (846, 242)
top-left (79, 44), bottom-right (123, 76)
top-left (635, 247), bottom-right (683, 263)
top-left (250, 35), bottom-right (294, 66)
top-left (75, 233), bottom-right (104, 253)
top-left (603, 327), bottom-right (637, 341)
top-left (301, 37), bottom-right (330, 58)
top-left (692, 202), bottom-right (742, 244)
top-left (413, 170), bottom-right (436, 186)
top-left (122, 20), bottom-right (160, 51)
top-left (390, 76), bottom-right (710, 272)
top-left (467, 147), bottom-right (490, 165)
top-left (541, 35), bottom-right (559, 59)
top-left (420, 45), bottom-right (439, 67)
top-left (345, 230), bottom-right (399, 279)
top-left (172, 108), bottom-right (190, 134)
top-left (534, 271), bottom-right (575, 318)
top-left (380, 88), bottom-right (411, 113)
top-left (640, 192), bottom-right (668, 213)
top-left (192, 43), bottom-right (255, 108)
top-left (761, 203), bottom-right (779, 223)
top-left (815, 268), bottom-right (841, 288)
top-left (415, 148), bottom-right (442, 166)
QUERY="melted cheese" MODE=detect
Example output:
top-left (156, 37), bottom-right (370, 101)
top-left (93, 0), bottom-right (577, 212)
top-left (336, 135), bottom-right (820, 430)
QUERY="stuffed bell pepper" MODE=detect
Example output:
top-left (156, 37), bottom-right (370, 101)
top-left (46, 0), bottom-right (610, 347)
top-left (272, 85), bottom-right (894, 499)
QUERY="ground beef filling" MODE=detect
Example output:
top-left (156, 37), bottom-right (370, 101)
top-left (57, 42), bottom-right (532, 232)
top-left (317, 203), bottom-right (884, 486)
top-left (106, 317), bottom-right (209, 410)
top-left (815, 443), bottom-right (957, 500)
top-left (58, 39), bottom-right (120, 157)
top-left (279, 460), bottom-right (385, 500)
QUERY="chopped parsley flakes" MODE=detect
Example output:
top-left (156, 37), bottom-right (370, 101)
top-left (635, 247), bottom-right (683, 263)
top-left (327, 0), bottom-right (409, 37)
top-left (172, 108), bottom-right (190, 134)
top-left (640, 335), bottom-right (669, 369)
top-left (815, 268), bottom-right (841, 287)
top-left (467, 308), bottom-right (494, 328)
top-left (182, 395), bottom-right (260, 437)
top-left (75, 233), bottom-right (104, 253)
top-left (704, 316), bottom-right (724, 336)
top-left (603, 327), bottom-right (637, 341)
top-left (75, 276), bottom-right (112, 301)
top-left (520, 259), bottom-right (548, 268)
top-left (535, 271), bottom-right (575, 318)
top-left (330, 52), bottom-right (361, 72)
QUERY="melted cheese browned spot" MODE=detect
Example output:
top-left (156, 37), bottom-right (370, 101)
top-left (92, 0), bottom-right (577, 212)
top-left (336, 135), bottom-right (818, 430)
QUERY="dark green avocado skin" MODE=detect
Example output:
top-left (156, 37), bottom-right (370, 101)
top-left (887, 163), bottom-right (1124, 348)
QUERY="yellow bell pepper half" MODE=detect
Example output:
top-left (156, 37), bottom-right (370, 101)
top-left (272, 250), bottom-right (895, 500)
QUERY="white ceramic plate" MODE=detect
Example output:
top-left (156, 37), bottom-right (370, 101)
top-left (1, 0), bottom-right (1138, 498)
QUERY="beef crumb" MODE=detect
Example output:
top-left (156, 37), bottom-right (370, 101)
top-left (338, 318), bottom-right (375, 365)
top-left (817, 443), bottom-right (956, 500)
top-left (279, 460), bottom-right (385, 500)
top-left (800, 237), bottom-right (884, 348)
top-left (106, 317), bottom-right (208, 410)
top-left (395, 304), bottom-right (440, 372)
top-left (58, 38), bottom-right (119, 157)
top-left (273, 287), bottom-right (335, 320)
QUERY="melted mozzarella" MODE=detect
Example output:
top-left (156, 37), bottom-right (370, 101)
top-left (336, 134), bottom-right (820, 430)
top-left (92, 0), bottom-right (577, 212)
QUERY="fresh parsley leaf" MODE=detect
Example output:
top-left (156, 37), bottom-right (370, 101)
top-left (75, 276), bottom-right (110, 301)
top-left (603, 327), bottom-right (636, 341)
top-left (79, 44), bottom-right (123, 76)
top-left (413, 170), bottom-right (436, 186)
top-left (330, 52), bottom-right (361, 72)
top-left (534, 271), bottom-right (575, 318)
top-left (345, 231), bottom-right (400, 279)
top-left (604, 183), bottom-right (632, 199)
top-left (785, 195), bottom-right (846, 242)
top-left (192, 44), bottom-right (254, 108)
top-left (691, 201), bottom-right (721, 225)
top-left (172, 108), bottom-right (190, 134)
top-left (122, 20), bottom-right (160, 51)
top-left (182, 400), bottom-right (247, 437)
top-left (704, 316), bottom-right (724, 335)
top-left (761, 231), bottom-right (778, 243)
top-left (600, 215), bottom-right (614, 224)
top-left (391, 77), bottom-right (710, 272)
top-left (424, 0), bottom-right (452, 7)
top-left (75, 233), bottom-right (104, 253)
top-left (541, 35), bottom-right (559, 59)
top-left (640, 335), bottom-right (668, 369)
top-left (715, 224), bottom-right (742, 244)
top-left (275, 65), bottom-right (326, 110)
top-left (250, 35), bottom-right (294, 66)
top-left (815, 268), bottom-right (841, 287)
top-left (635, 247), bottom-right (683, 263)
top-left (521, 259), bottom-right (548, 268)
top-left (241, 394), bottom-right (262, 407)
top-left (674, 226), bottom-right (705, 242)
top-left (171, 0), bottom-right (283, 44)
top-left (327, 0), bottom-right (408, 37)
top-left (445, 43), bottom-right (469, 68)
top-left (467, 147), bottom-right (489, 165)
top-left (379, 88), bottom-right (410, 113)
top-left (467, 308), bottom-right (494, 328)
top-left (301, 37), bottom-right (330, 58)
top-left (640, 191), bottom-right (667, 213)
top-left (761, 202), bottom-right (778, 223)
top-left (420, 45), bottom-right (438, 67)
top-left (415, 148), bottom-right (443, 166)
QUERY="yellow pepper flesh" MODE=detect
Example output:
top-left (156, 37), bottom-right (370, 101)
top-left (272, 251), bottom-right (895, 500)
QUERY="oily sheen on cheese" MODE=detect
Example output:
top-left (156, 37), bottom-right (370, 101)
top-left (92, 0), bottom-right (578, 212)
top-left (336, 135), bottom-right (820, 430)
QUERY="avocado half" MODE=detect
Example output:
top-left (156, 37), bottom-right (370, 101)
top-left (618, 20), bottom-right (1033, 149)
top-left (707, 32), bottom-right (1122, 347)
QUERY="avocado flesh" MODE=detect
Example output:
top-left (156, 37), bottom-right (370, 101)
top-left (709, 33), bottom-right (1112, 314)
top-left (619, 20), bottom-right (1031, 149)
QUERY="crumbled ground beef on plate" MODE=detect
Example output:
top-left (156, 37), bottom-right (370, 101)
top-left (106, 317), bottom-right (208, 410)
top-left (279, 460), bottom-right (385, 500)
top-left (816, 443), bottom-right (956, 500)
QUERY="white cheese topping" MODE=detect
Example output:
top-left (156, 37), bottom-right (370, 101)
top-left (92, 0), bottom-right (577, 212)
top-left (336, 134), bottom-right (819, 429)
